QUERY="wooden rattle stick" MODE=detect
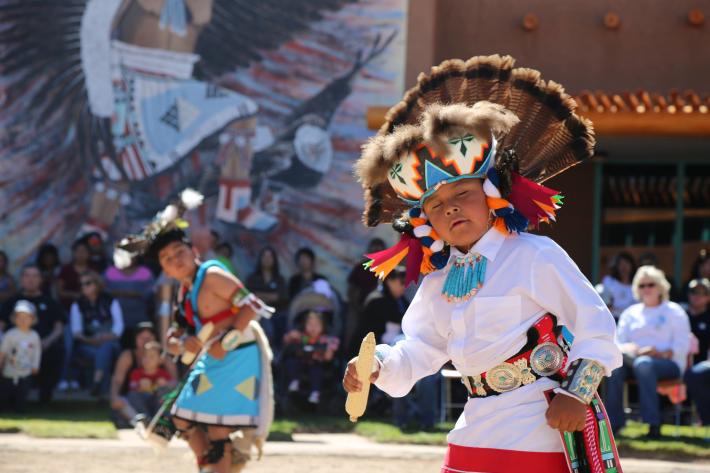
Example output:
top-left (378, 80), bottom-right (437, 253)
top-left (181, 322), bottom-right (214, 365)
top-left (345, 332), bottom-right (376, 423)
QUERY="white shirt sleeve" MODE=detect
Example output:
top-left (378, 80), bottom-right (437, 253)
top-left (110, 299), bottom-right (124, 338)
top-left (531, 243), bottom-right (622, 376)
top-left (70, 303), bottom-right (83, 336)
top-left (374, 279), bottom-right (449, 398)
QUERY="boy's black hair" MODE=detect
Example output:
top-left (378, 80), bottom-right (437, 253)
top-left (147, 229), bottom-right (192, 263)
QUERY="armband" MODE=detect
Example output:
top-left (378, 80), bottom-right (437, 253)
top-left (230, 286), bottom-right (252, 307)
top-left (373, 344), bottom-right (392, 372)
top-left (560, 358), bottom-right (605, 404)
top-left (230, 286), bottom-right (275, 319)
top-left (220, 329), bottom-right (242, 351)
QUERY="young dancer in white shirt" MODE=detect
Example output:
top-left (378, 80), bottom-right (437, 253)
top-left (343, 55), bottom-right (623, 473)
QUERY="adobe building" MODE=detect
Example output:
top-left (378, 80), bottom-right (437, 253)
top-left (370, 0), bottom-right (710, 288)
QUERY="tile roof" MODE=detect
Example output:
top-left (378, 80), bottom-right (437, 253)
top-left (576, 90), bottom-right (710, 114)
top-left (367, 90), bottom-right (710, 135)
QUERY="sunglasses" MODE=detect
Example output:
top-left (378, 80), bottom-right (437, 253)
top-left (80, 280), bottom-right (95, 287)
top-left (638, 283), bottom-right (656, 289)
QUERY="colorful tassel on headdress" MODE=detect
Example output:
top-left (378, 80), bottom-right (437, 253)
top-left (364, 207), bottom-right (450, 286)
top-left (484, 169), bottom-right (529, 234)
top-left (365, 234), bottom-right (423, 286)
top-left (508, 173), bottom-right (563, 227)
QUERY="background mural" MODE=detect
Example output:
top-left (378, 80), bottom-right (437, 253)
top-left (0, 0), bottom-right (407, 293)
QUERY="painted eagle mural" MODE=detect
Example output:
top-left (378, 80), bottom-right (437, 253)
top-left (0, 0), bottom-right (405, 287)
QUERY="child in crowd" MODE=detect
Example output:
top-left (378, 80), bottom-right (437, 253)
top-left (118, 341), bottom-right (174, 424)
top-left (0, 300), bottom-right (42, 413)
top-left (283, 310), bottom-right (339, 404)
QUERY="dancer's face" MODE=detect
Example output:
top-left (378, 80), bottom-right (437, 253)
top-left (423, 178), bottom-right (491, 252)
top-left (159, 242), bottom-right (197, 281)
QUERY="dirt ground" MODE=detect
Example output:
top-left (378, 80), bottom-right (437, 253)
top-left (0, 430), bottom-right (446, 472)
top-left (0, 448), bottom-right (441, 473)
top-left (2, 433), bottom-right (709, 473)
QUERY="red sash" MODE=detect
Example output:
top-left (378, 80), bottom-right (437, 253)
top-left (442, 445), bottom-right (568, 473)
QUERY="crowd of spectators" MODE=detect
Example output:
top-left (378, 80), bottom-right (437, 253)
top-left (0, 232), bottom-right (434, 428)
top-left (599, 250), bottom-right (710, 438)
top-left (1, 230), bottom-right (708, 436)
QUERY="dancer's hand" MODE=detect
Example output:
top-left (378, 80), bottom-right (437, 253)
top-left (184, 336), bottom-right (203, 354)
top-left (166, 337), bottom-right (183, 356)
top-left (545, 394), bottom-right (587, 432)
top-left (343, 357), bottom-right (379, 393)
top-left (208, 342), bottom-right (227, 360)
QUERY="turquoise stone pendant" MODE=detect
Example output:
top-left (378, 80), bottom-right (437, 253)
top-left (441, 253), bottom-right (487, 303)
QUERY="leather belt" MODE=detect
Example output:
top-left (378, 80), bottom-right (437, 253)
top-left (462, 313), bottom-right (570, 398)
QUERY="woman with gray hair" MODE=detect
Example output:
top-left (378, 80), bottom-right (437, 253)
top-left (605, 265), bottom-right (691, 438)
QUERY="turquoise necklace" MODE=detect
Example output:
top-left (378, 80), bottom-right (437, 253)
top-left (442, 252), bottom-right (487, 303)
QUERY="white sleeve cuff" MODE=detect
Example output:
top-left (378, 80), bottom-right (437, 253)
top-left (373, 344), bottom-right (391, 372)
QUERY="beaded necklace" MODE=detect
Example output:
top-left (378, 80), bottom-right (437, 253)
top-left (442, 252), bottom-right (487, 303)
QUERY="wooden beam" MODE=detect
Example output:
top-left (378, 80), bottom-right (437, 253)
top-left (366, 106), bottom-right (710, 136)
top-left (603, 207), bottom-right (710, 224)
top-left (367, 106), bottom-right (390, 131)
top-left (585, 112), bottom-right (710, 136)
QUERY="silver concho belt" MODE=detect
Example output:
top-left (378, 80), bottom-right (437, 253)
top-left (464, 340), bottom-right (567, 397)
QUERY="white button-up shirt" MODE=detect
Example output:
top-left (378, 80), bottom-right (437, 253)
top-left (374, 227), bottom-right (622, 452)
top-left (616, 301), bottom-right (691, 371)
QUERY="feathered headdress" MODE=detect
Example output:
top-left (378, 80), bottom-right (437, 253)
top-left (356, 54), bottom-right (594, 285)
top-left (116, 189), bottom-right (204, 262)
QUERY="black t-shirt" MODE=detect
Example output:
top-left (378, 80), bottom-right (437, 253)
top-left (351, 288), bottom-right (408, 355)
top-left (246, 271), bottom-right (288, 312)
top-left (689, 308), bottom-right (710, 364)
top-left (288, 273), bottom-right (327, 300)
top-left (0, 292), bottom-right (66, 341)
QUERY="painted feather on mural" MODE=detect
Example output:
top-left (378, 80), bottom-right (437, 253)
top-left (0, 0), bottom-right (406, 289)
